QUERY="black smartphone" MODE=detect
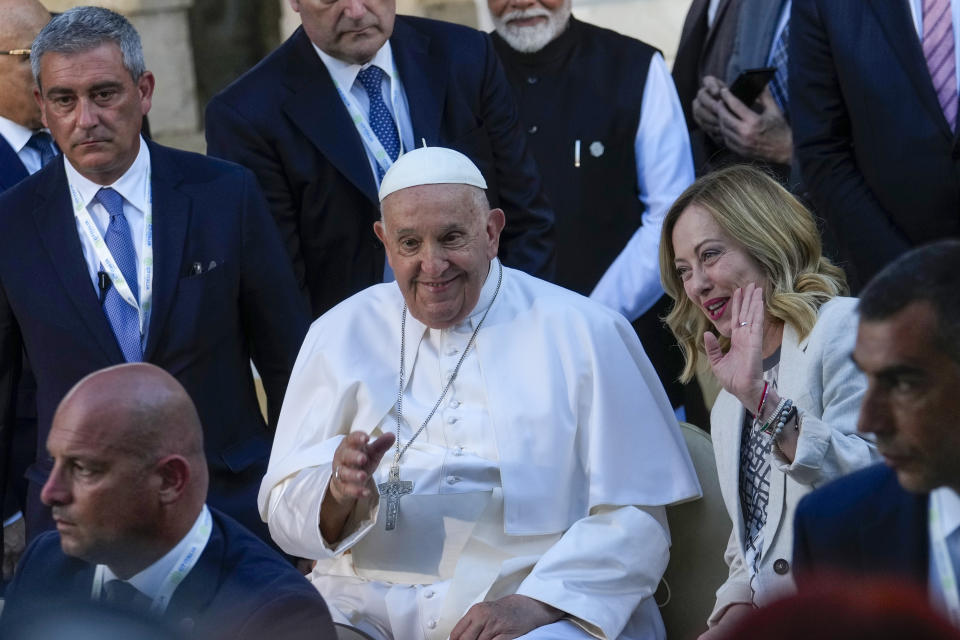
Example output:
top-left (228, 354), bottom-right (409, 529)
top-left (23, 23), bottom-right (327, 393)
top-left (729, 67), bottom-right (777, 105)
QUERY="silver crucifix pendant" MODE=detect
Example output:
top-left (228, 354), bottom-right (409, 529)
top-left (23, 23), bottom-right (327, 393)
top-left (377, 465), bottom-right (413, 531)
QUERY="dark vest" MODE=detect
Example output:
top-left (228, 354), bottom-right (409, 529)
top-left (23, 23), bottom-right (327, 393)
top-left (492, 19), bottom-right (656, 295)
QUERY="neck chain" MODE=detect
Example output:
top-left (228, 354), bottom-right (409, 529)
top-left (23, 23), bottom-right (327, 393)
top-left (377, 261), bottom-right (502, 531)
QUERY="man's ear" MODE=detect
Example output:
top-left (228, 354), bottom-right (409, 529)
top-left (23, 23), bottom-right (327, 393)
top-left (373, 219), bottom-right (387, 245)
top-left (33, 87), bottom-right (47, 128)
top-left (153, 455), bottom-right (190, 505)
top-left (485, 208), bottom-right (505, 259)
top-left (373, 220), bottom-right (396, 271)
top-left (137, 71), bottom-right (155, 117)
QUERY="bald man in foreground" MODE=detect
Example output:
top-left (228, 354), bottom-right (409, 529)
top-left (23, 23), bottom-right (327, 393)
top-left (2, 364), bottom-right (335, 640)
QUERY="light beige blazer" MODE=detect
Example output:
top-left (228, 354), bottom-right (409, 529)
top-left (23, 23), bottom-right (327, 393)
top-left (707, 296), bottom-right (880, 624)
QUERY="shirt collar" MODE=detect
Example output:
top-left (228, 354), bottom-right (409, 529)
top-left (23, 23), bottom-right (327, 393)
top-left (466, 258), bottom-right (502, 324)
top-left (932, 486), bottom-right (960, 541)
top-left (99, 505), bottom-right (210, 600)
top-left (313, 40), bottom-right (397, 92)
top-left (0, 115), bottom-right (39, 154)
top-left (64, 135), bottom-right (151, 214)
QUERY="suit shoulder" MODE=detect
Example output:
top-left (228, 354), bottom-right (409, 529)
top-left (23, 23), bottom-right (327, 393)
top-left (149, 142), bottom-right (254, 183)
top-left (210, 509), bottom-right (323, 596)
top-left (797, 463), bottom-right (898, 522)
top-left (398, 14), bottom-right (487, 42)
top-left (574, 19), bottom-right (660, 58)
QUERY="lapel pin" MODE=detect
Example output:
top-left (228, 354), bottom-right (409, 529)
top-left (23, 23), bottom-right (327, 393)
top-left (589, 141), bottom-right (605, 158)
top-left (191, 262), bottom-right (202, 276)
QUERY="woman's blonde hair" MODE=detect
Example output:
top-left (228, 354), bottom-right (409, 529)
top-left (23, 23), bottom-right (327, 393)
top-left (659, 166), bottom-right (848, 383)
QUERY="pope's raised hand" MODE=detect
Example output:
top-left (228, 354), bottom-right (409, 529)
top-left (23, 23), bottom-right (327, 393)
top-left (703, 283), bottom-right (766, 411)
top-left (329, 431), bottom-right (395, 505)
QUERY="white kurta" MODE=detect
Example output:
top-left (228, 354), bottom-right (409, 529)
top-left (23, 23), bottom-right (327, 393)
top-left (260, 260), bottom-right (701, 640)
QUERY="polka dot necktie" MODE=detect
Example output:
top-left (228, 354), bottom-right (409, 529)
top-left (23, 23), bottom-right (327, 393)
top-left (95, 187), bottom-right (143, 362)
top-left (356, 65), bottom-right (400, 180)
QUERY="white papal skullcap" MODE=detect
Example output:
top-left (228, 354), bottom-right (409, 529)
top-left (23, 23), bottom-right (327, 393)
top-left (378, 147), bottom-right (487, 202)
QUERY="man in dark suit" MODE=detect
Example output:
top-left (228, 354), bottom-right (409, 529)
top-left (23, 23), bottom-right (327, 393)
top-left (793, 241), bottom-right (960, 615)
top-left (0, 6), bottom-right (309, 556)
top-left (792, 0), bottom-right (960, 290)
top-left (707, 0), bottom-right (794, 185)
top-left (205, 0), bottom-right (555, 319)
top-left (0, 0), bottom-right (53, 580)
top-left (673, 0), bottom-right (741, 175)
top-left (2, 363), bottom-right (335, 640)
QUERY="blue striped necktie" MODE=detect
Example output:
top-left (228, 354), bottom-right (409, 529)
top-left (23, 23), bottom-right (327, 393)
top-left (96, 188), bottom-right (143, 362)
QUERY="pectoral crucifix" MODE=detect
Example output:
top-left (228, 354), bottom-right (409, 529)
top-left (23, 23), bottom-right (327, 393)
top-left (377, 464), bottom-right (413, 531)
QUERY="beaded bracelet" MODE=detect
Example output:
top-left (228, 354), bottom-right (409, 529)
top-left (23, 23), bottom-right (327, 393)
top-left (772, 403), bottom-right (797, 439)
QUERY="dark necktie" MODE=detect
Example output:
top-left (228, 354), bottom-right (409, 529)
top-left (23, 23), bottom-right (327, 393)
top-left (25, 131), bottom-right (57, 168)
top-left (768, 22), bottom-right (790, 119)
top-left (923, 0), bottom-right (958, 131)
top-left (95, 187), bottom-right (143, 362)
top-left (103, 579), bottom-right (151, 612)
top-left (356, 65), bottom-right (400, 180)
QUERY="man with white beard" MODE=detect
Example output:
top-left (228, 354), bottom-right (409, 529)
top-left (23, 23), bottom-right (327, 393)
top-left (487, 0), bottom-right (695, 413)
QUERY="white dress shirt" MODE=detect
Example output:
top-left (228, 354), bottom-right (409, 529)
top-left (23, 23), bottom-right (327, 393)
top-left (98, 505), bottom-right (211, 605)
top-left (313, 42), bottom-right (416, 185)
top-left (589, 53), bottom-right (695, 322)
top-left (929, 486), bottom-right (960, 622)
top-left (0, 115), bottom-right (54, 176)
top-left (65, 135), bottom-right (153, 339)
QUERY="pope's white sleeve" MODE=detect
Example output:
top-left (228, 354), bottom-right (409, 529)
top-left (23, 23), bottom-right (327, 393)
top-left (589, 53), bottom-right (694, 322)
top-left (265, 460), bottom-right (381, 559)
top-left (514, 504), bottom-right (670, 640)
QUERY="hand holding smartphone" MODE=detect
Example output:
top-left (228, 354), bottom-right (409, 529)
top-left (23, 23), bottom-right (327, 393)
top-left (728, 67), bottom-right (777, 105)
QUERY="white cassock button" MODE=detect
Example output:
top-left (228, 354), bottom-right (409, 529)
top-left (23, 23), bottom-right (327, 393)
top-left (453, 446), bottom-right (464, 456)
top-left (446, 346), bottom-right (459, 356)
top-left (449, 399), bottom-right (461, 409)
top-left (445, 370), bottom-right (454, 379)
top-left (447, 415), bottom-right (458, 424)
top-left (446, 475), bottom-right (459, 484)
top-left (424, 590), bottom-right (435, 599)
top-left (427, 619), bottom-right (438, 629)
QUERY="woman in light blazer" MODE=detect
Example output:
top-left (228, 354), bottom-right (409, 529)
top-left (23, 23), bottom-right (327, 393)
top-left (659, 166), bottom-right (879, 639)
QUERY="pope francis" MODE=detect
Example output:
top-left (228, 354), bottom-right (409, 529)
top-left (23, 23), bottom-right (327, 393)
top-left (259, 147), bottom-right (701, 640)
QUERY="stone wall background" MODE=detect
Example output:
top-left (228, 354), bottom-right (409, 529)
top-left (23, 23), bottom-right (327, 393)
top-left (41, 0), bottom-right (690, 149)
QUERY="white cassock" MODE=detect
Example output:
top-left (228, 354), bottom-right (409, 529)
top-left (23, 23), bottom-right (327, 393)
top-left (260, 260), bottom-right (701, 640)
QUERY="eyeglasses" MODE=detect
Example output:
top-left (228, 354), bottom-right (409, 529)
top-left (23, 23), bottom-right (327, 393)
top-left (0, 49), bottom-right (30, 58)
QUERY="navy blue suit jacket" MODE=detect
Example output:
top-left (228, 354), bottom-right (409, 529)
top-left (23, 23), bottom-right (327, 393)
top-left (0, 136), bottom-right (38, 523)
top-left (205, 17), bottom-right (556, 318)
top-left (2, 508), bottom-right (336, 640)
top-left (791, 0), bottom-right (960, 288)
top-left (0, 142), bottom-right (310, 543)
top-left (0, 137), bottom-right (28, 193)
top-left (793, 463), bottom-right (929, 588)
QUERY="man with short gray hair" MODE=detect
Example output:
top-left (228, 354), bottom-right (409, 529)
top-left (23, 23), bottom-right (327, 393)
top-left (0, 5), bottom-right (309, 556)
